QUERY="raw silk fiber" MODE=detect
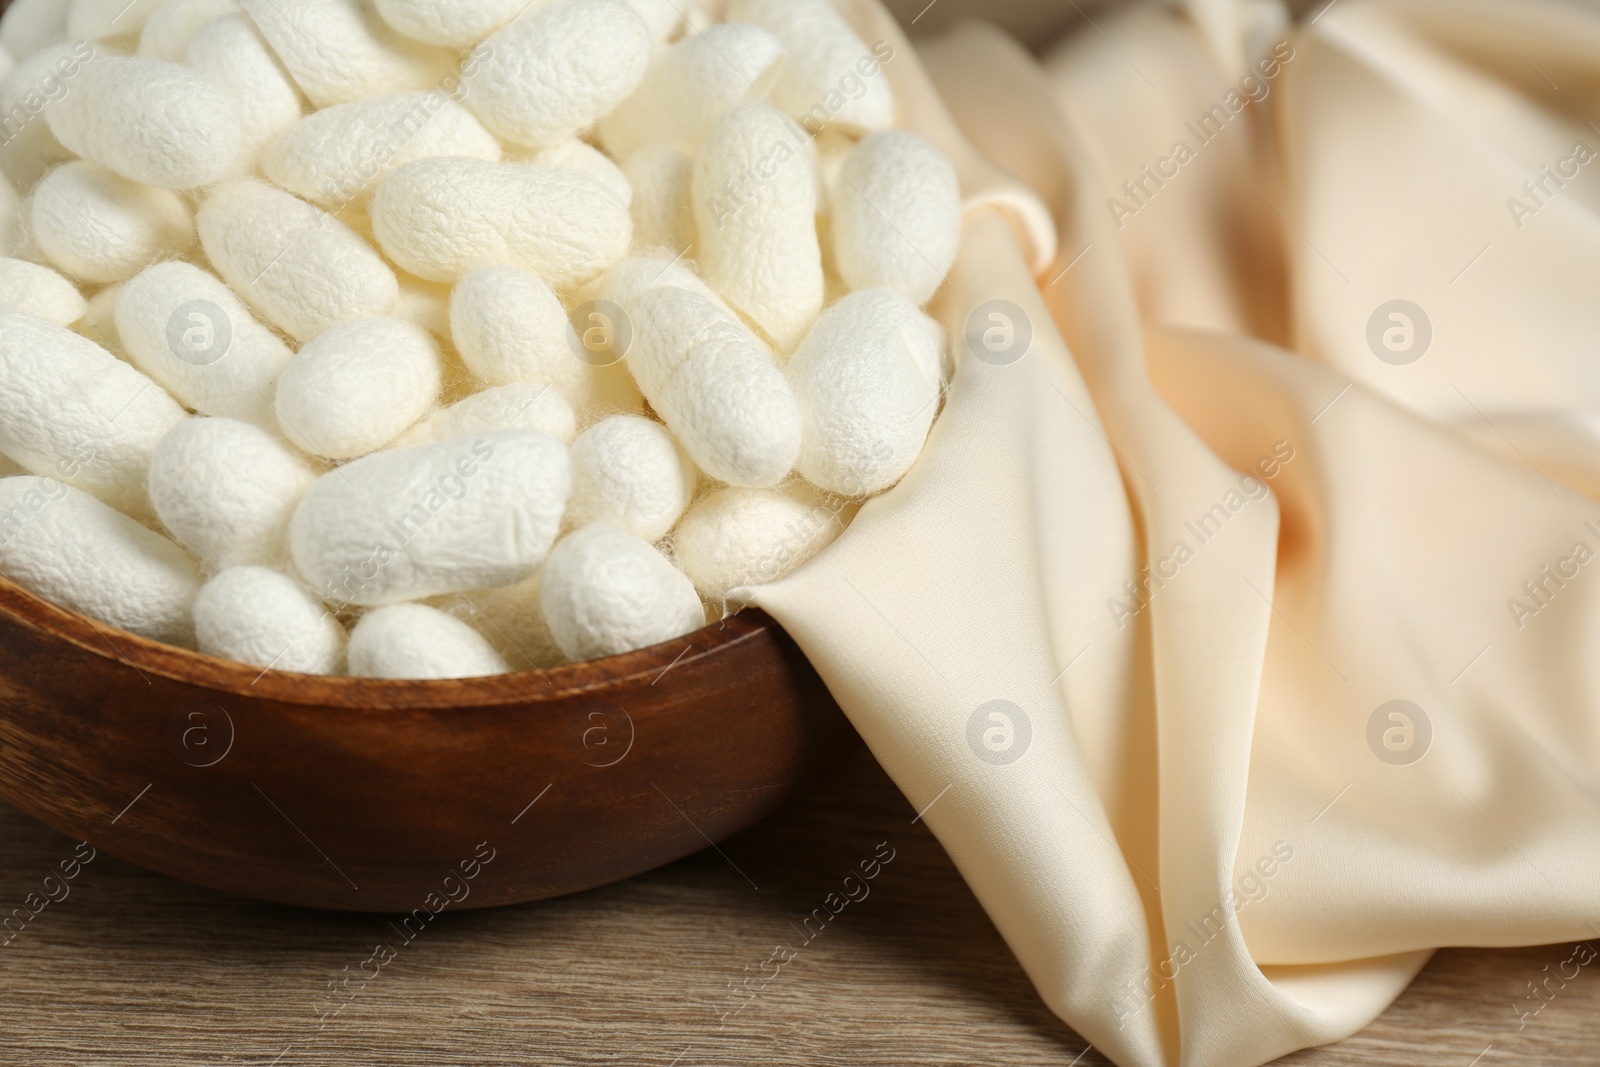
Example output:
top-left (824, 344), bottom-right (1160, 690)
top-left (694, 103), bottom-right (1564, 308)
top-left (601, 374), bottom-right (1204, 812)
top-left (755, 1), bottom-right (1600, 1064)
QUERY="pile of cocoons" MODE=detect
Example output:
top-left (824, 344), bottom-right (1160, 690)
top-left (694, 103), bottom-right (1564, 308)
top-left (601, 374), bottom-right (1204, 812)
top-left (0, 0), bottom-right (961, 680)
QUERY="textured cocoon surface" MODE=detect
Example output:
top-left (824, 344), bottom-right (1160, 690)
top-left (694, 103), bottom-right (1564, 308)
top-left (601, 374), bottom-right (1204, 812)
top-left (237, 0), bottom-right (453, 109)
top-left (725, 0), bottom-right (895, 134)
top-left (0, 0), bottom-right (69, 60)
top-left (621, 280), bottom-right (800, 488)
top-left (832, 131), bottom-right (961, 305)
top-left (0, 258), bottom-right (85, 326)
top-left (193, 565), bottom-right (344, 675)
top-left (290, 430), bottom-right (570, 607)
top-left (0, 42), bottom-right (98, 191)
top-left (469, 0), bottom-right (651, 148)
top-left (137, 0), bottom-right (239, 60)
top-left (598, 23), bottom-right (786, 159)
top-left (263, 92), bottom-right (502, 208)
top-left (68, 0), bottom-right (165, 40)
top-left (185, 14), bottom-right (304, 176)
top-left (518, 140), bottom-right (632, 209)
top-left (673, 484), bottom-right (841, 598)
top-left (540, 523), bottom-right (704, 660)
top-left (567, 415), bottom-right (695, 541)
top-left (0, 476), bottom-right (199, 644)
top-left (787, 288), bottom-right (943, 496)
top-left (372, 157), bottom-right (631, 286)
top-left (694, 103), bottom-right (824, 353)
top-left (273, 317), bottom-right (442, 460)
top-left (399, 383), bottom-right (578, 449)
top-left (431, 571), bottom-right (565, 672)
top-left (148, 416), bottom-right (316, 569)
top-left (45, 56), bottom-right (242, 189)
top-left (621, 146), bottom-right (696, 253)
top-left (32, 162), bottom-right (194, 284)
top-left (0, 310), bottom-right (185, 518)
top-left (372, 0), bottom-right (524, 48)
top-left (347, 603), bottom-right (509, 679)
top-left (116, 261), bottom-right (294, 427)
top-left (450, 265), bottom-right (588, 396)
top-left (197, 178), bottom-right (399, 344)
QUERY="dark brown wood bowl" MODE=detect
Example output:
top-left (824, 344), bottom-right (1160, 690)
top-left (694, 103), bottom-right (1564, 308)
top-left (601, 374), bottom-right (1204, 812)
top-left (0, 576), bottom-right (857, 911)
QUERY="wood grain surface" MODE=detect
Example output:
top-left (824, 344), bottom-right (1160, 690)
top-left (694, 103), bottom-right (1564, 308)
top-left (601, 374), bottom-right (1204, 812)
top-left (0, 745), bottom-right (1590, 1066)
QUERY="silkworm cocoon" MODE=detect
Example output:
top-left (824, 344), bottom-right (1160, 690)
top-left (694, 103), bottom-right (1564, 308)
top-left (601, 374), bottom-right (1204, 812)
top-left (263, 92), bottom-right (502, 209)
top-left (197, 179), bottom-right (399, 343)
top-left (0, 0), bottom-right (68, 60)
top-left (45, 56), bottom-right (242, 189)
top-left (68, 0), bottom-right (165, 40)
top-left (787, 289), bottom-right (943, 496)
top-left (599, 250), bottom-right (726, 311)
top-left (348, 603), bottom-right (509, 679)
top-left (0, 310), bottom-right (185, 517)
top-left (470, 0), bottom-right (651, 148)
top-left (832, 131), bottom-right (961, 305)
top-left (540, 523), bottom-right (704, 660)
top-left (0, 258), bottom-right (85, 326)
top-left (673, 485), bottom-right (841, 598)
top-left (0, 476), bottom-right (199, 644)
top-left (237, 0), bottom-right (454, 109)
top-left (694, 104), bottom-right (824, 353)
top-left (273, 317), bottom-right (442, 460)
top-left (567, 415), bottom-right (694, 541)
top-left (0, 41), bottom-right (96, 192)
top-left (372, 0), bottom-right (524, 48)
top-left (31, 162), bottom-right (195, 284)
top-left (621, 146), bottom-right (695, 254)
top-left (449, 265), bottom-right (589, 398)
top-left (372, 157), bottom-right (631, 286)
top-left (148, 416), bottom-right (316, 568)
top-left (623, 282), bottom-right (800, 488)
top-left (115, 261), bottom-right (294, 426)
top-left (137, 0), bottom-right (239, 60)
top-left (430, 571), bottom-right (565, 672)
top-left (291, 430), bottom-right (570, 607)
top-left (400, 383), bottom-right (577, 449)
top-left (725, 0), bottom-right (895, 134)
top-left (597, 23), bottom-right (786, 159)
top-left (75, 282), bottom-right (122, 352)
top-left (194, 566), bottom-right (345, 674)
top-left (185, 14), bottom-right (304, 175)
top-left (519, 140), bottom-right (632, 209)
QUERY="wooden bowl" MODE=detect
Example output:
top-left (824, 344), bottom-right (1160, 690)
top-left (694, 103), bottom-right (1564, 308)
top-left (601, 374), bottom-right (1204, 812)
top-left (0, 577), bottom-right (857, 911)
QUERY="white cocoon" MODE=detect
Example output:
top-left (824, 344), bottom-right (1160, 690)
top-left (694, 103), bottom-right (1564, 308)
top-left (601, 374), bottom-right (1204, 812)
top-left (185, 14), bottom-right (305, 176)
top-left (450, 265), bottom-right (588, 396)
top-left (290, 430), bottom-right (570, 606)
top-left (567, 415), bottom-right (695, 541)
top-left (725, 0), bottom-right (896, 134)
top-left (540, 523), bottom-right (704, 660)
top-left (598, 23), bottom-right (786, 159)
top-left (31, 162), bottom-right (194, 285)
top-left (399, 383), bottom-right (578, 449)
top-left (116, 261), bottom-right (294, 427)
top-left (470, 0), bottom-right (651, 148)
top-left (372, 157), bottom-right (631, 286)
top-left (273, 317), bottom-right (443, 460)
top-left (45, 55), bottom-right (241, 189)
top-left (193, 565), bottom-right (345, 675)
top-left (694, 103), bottom-right (824, 353)
top-left (347, 603), bottom-right (509, 679)
top-left (518, 140), bottom-right (633, 209)
top-left (263, 92), bottom-right (502, 208)
top-left (622, 281), bottom-right (801, 488)
top-left (372, 0), bottom-right (526, 47)
top-left (0, 42), bottom-right (93, 191)
top-left (197, 178), bottom-right (399, 343)
top-left (621, 146), bottom-right (696, 254)
top-left (236, 0), bottom-right (454, 109)
top-left (832, 131), bottom-right (961, 305)
top-left (672, 484), bottom-right (841, 599)
top-left (0, 0), bottom-right (69, 60)
top-left (148, 416), bottom-right (316, 569)
top-left (137, 0), bottom-right (240, 60)
top-left (0, 258), bottom-right (85, 325)
top-left (0, 310), bottom-right (185, 518)
top-left (0, 476), bottom-right (199, 645)
top-left (787, 288), bottom-right (944, 496)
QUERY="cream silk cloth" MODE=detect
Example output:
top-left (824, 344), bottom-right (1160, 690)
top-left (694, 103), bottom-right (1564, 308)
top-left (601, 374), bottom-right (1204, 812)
top-left (755, 0), bottom-right (1600, 1064)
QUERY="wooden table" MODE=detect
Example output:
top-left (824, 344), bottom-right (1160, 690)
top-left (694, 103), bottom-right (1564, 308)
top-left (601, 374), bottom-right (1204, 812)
top-left (1, 746), bottom-right (1591, 1066)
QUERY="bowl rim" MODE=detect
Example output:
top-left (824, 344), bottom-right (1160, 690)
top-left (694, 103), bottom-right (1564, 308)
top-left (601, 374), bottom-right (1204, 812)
top-left (0, 575), bottom-right (768, 710)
